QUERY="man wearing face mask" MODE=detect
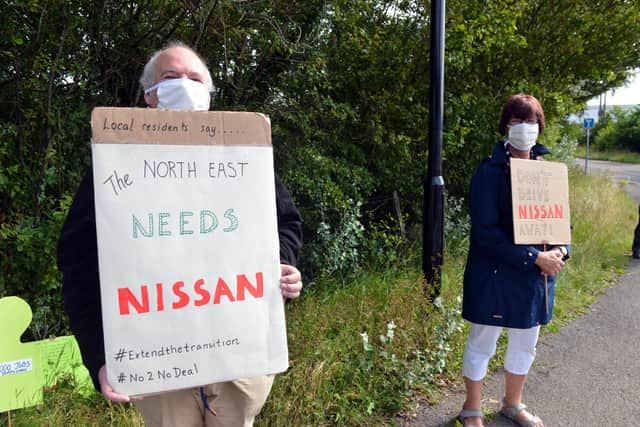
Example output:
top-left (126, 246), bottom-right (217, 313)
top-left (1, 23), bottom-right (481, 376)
top-left (57, 42), bottom-right (303, 427)
top-left (456, 94), bottom-right (569, 427)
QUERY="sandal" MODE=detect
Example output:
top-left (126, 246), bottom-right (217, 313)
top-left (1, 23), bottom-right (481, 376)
top-left (500, 400), bottom-right (543, 427)
top-left (457, 408), bottom-right (483, 426)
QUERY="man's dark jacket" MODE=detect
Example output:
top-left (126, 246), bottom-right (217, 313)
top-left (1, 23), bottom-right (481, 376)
top-left (57, 169), bottom-right (302, 389)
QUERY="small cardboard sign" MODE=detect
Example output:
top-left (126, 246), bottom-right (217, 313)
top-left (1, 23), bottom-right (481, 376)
top-left (510, 158), bottom-right (571, 245)
top-left (91, 108), bottom-right (287, 396)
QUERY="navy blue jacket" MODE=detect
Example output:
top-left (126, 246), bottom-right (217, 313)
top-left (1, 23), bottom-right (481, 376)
top-left (57, 169), bottom-right (302, 390)
top-left (462, 141), bottom-right (567, 329)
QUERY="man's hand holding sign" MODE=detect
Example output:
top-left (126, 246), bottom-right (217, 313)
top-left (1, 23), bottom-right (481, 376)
top-left (279, 264), bottom-right (303, 300)
top-left (57, 43), bottom-right (303, 426)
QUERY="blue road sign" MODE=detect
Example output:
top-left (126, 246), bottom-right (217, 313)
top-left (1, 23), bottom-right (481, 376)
top-left (584, 118), bottom-right (595, 129)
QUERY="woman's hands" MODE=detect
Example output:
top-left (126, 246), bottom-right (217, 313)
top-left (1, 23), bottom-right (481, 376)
top-left (534, 248), bottom-right (566, 276)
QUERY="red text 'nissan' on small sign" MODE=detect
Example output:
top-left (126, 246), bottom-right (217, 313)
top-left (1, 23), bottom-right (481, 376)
top-left (91, 107), bottom-right (287, 396)
top-left (510, 158), bottom-right (571, 245)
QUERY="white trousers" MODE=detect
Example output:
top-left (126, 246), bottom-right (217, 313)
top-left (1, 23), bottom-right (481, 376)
top-left (462, 323), bottom-right (540, 381)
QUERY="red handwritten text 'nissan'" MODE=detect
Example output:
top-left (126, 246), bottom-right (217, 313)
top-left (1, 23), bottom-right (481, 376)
top-left (117, 272), bottom-right (264, 315)
top-left (517, 204), bottom-right (564, 220)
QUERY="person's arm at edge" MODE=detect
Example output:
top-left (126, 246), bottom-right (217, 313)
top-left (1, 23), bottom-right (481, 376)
top-left (275, 174), bottom-right (302, 266)
top-left (274, 174), bottom-right (303, 301)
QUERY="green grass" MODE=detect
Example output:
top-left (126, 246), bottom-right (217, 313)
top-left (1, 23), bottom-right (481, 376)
top-left (550, 167), bottom-right (635, 327)
top-left (3, 167), bottom-right (636, 426)
top-left (0, 376), bottom-right (144, 427)
top-left (576, 148), bottom-right (640, 164)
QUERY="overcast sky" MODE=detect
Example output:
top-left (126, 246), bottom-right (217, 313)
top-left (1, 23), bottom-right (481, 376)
top-left (587, 69), bottom-right (640, 106)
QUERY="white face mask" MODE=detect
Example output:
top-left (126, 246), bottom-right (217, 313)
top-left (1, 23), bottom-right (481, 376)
top-left (145, 78), bottom-right (211, 111)
top-left (508, 123), bottom-right (539, 151)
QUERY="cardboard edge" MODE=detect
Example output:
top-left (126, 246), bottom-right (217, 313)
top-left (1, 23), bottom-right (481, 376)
top-left (91, 107), bottom-right (272, 146)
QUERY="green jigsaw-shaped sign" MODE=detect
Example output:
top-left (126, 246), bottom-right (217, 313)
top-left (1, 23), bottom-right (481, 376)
top-left (0, 296), bottom-right (43, 412)
top-left (0, 296), bottom-right (94, 413)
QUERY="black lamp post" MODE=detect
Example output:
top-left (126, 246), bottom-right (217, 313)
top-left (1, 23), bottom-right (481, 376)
top-left (423, 0), bottom-right (446, 298)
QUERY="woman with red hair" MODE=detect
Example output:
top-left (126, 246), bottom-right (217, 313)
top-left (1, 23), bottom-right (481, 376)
top-left (457, 94), bottom-right (569, 427)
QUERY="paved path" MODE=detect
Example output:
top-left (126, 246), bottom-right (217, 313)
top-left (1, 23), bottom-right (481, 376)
top-left (578, 158), bottom-right (640, 203)
top-left (400, 160), bottom-right (640, 426)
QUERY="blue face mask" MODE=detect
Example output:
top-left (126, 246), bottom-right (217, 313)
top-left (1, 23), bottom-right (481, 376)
top-left (145, 78), bottom-right (211, 111)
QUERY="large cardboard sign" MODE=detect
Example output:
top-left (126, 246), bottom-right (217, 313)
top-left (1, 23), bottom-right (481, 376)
top-left (91, 108), bottom-right (287, 396)
top-left (510, 158), bottom-right (571, 245)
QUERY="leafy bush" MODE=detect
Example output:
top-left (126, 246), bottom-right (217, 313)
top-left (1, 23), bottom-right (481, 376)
top-left (361, 215), bottom-right (408, 269)
top-left (443, 192), bottom-right (470, 258)
top-left (307, 200), bottom-right (365, 278)
top-left (0, 195), bottom-right (73, 340)
top-left (593, 106), bottom-right (640, 152)
top-left (282, 146), bottom-right (374, 279)
top-left (539, 118), bottom-right (581, 166)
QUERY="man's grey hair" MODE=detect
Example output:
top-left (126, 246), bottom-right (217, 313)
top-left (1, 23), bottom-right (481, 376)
top-left (139, 41), bottom-right (213, 91)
